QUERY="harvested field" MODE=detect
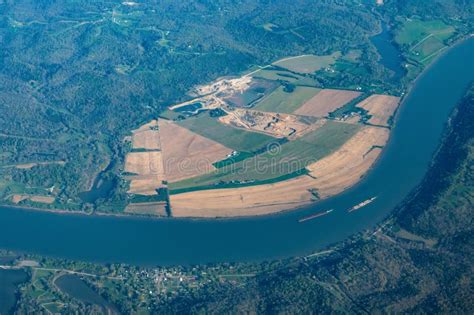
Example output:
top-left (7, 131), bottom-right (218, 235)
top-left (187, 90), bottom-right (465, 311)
top-left (307, 126), bottom-right (389, 198)
top-left (272, 53), bottom-right (341, 74)
top-left (294, 89), bottom-right (362, 117)
top-left (11, 194), bottom-right (55, 204)
top-left (125, 151), bottom-right (166, 195)
top-left (355, 94), bottom-right (400, 127)
top-left (170, 126), bottom-right (389, 218)
top-left (254, 86), bottom-right (321, 113)
top-left (218, 109), bottom-right (315, 139)
top-left (131, 120), bottom-right (160, 150)
top-left (159, 120), bottom-right (233, 182)
top-left (170, 176), bottom-right (317, 218)
top-left (176, 113), bottom-right (277, 152)
top-left (125, 202), bottom-right (167, 216)
top-left (169, 120), bottom-right (360, 191)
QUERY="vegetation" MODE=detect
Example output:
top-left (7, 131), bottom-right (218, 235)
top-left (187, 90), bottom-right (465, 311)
top-left (272, 52), bottom-right (341, 74)
top-left (254, 86), bottom-right (321, 113)
top-left (169, 121), bottom-right (360, 192)
top-left (176, 112), bottom-right (277, 152)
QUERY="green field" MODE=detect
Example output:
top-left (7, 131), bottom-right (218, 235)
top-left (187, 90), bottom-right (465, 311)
top-left (252, 68), bottom-right (318, 87)
top-left (395, 19), bottom-right (456, 65)
top-left (254, 86), bottom-right (321, 113)
top-left (395, 20), bottom-right (455, 46)
top-left (169, 121), bottom-right (361, 192)
top-left (272, 52), bottom-right (341, 74)
top-left (176, 112), bottom-right (277, 152)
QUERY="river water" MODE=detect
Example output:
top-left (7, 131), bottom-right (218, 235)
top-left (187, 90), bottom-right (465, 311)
top-left (0, 38), bottom-right (473, 267)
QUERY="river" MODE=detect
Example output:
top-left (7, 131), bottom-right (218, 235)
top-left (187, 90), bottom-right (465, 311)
top-left (0, 38), bottom-right (473, 267)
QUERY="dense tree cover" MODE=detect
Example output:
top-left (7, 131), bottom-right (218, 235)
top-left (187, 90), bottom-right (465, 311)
top-left (150, 85), bottom-right (474, 313)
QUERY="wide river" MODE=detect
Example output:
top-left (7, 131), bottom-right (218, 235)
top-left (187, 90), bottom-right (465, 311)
top-left (1, 38), bottom-right (473, 267)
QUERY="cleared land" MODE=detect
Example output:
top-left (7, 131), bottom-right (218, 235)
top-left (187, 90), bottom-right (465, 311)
top-left (294, 89), bottom-right (362, 117)
top-left (306, 126), bottom-right (389, 198)
top-left (254, 86), bottom-right (321, 113)
top-left (11, 194), bottom-right (55, 204)
top-left (395, 19), bottom-right (456, 65)
top-left (355, 94), bottom-right (400, 127)
top-left (169, 120), bottom-right (360, 191)
top-left (170, 176), bottom-right (317, 218)
top-left (218, 109), bottom-right (317, 139)
top-left (131, 120), bottom-right (160, 150)
top-left (170, 125), bottom-right (389, 217)
top-left (272, 53), bottom-right (341, 74)
top-left (125, 202), bottom-right (167, 216)
top-left (159, 120), bottom-right (233, 182)
top-left (176, 113), bottom-right (277, 152)
top-left (125, 151), bottom-right (166, 195)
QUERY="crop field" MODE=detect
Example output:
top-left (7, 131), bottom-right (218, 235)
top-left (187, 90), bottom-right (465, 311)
top-left (170, 125), bottom-right (389, 217)
top-left (395, 19), bottom-right (456, 65)
top-left (176, 113), bottom-right (277, 152)
top-left (125, 202), bottom-right (167, 216)
top-left (170, 175), bottom-right (317, 217)
top-left (11, 194), bottom-right (55, 204)
top-left (395, 19), bottom-right (455, 46)
top-left (272, 52), bottom-right (341, 74)
top-left (254, 86), bottom-right (321, 113)
top-left (224, 79), bottom-right (278, 108)
top-left (252, 69), bottom-right (319, 87)
top-left (355, 94), bottom-right (400, 127)
top-left (125, 151), bottom-right (166, 195)
top-left (168, 121), bottom-right (361, 192)
top-left (294, 89), bottom-right (362, 117)
top-left (306, 126), bottom-right (389, 198)
top-left (159, 120), bottom-right (232, 182)
top-left (131, 120), bottom-right (160, 150)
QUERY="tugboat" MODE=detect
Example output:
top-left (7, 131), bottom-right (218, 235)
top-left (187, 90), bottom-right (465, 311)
top-left (348, 197), bottom-right (377, 213)
top-left (298, 209), bottom-right (333, 223)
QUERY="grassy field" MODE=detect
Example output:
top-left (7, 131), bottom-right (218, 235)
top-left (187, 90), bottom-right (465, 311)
top-left (253, 86), bottom-right (321, 113)
top-left (272, 52), bottom-right (341, 74)
top-left (169, 121), bottom-right (361, 192)
top-left (176, 113), bottom-right (277, 152)
top-left (395, 19), bottom-right (456, 65)
top-left (252, 68), bottom-right (318, 87)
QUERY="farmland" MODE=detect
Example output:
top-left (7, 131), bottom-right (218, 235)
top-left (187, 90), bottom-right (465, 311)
top-left (272, 53), bottom-right (341, 74)
top-left (118, 52), bottom-right (403, 217)
top-left (355, 95), bottom-right (400, 127)
top-left (254, 86), bottom-right (321, 113)
top-left (294, 89), bottom-right (362, 117)
top-left (159, 120), bottom-right (232, 182)
top-left (168, 121), bottom-right (361, 192)
top-left (176, 113), bottom-right (277, 152)
top-left (394, 18), bottom-right (457, 76)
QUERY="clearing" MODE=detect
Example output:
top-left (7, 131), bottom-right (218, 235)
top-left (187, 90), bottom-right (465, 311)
top-left (159, 120), bottom-right (233, 182)
top-left (131, 120), bottom-right (160, 150)
top-left (125, 202), bottom-right (168, 216)
top-left (170, 125), bottom-right (389, 217)
top-left (306, 126), bottom-right (389, 198)
top-left (169, 120), bottom-right (361, 192)
top-left (355, 94), bottom-right (400, 127)
top-left (218, 109), bottom-right (319, 139)
top-left (176, 113), bottom-right (277, 153)
top-left (11, 194), bottom-right (55, 204)
top-left (272, 52), bottom-right (341, 74)
top-left (125, 151), bottom-right (166, 195)
top-left (294, 89), bottom-right (362, 117)
top-left (254, 86), bottom-right (321, 113)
